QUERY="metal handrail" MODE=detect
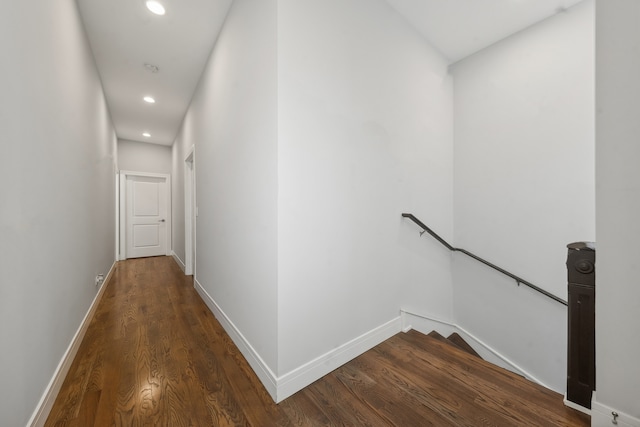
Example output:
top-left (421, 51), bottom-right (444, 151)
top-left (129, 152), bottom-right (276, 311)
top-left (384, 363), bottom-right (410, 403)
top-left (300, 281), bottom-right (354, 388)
top-left (402, 213), bottom-right (568, 306)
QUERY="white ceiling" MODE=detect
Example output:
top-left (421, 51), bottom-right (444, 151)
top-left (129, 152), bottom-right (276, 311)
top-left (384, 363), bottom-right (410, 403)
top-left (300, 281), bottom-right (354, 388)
top-left (77, 0), bottom-right (585, 147)
top-left (77, 0), bottom-right (232, 146)
top-left (386, 0), bottom-right (585, 63)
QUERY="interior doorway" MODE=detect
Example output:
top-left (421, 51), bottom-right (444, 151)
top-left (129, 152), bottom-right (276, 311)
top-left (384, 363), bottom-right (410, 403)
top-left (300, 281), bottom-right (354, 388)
top-left (119, 171), bottom-right (171, 260)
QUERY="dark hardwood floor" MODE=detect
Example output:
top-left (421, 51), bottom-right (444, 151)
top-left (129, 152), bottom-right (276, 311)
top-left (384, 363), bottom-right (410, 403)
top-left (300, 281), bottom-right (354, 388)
top-left (46, 256), bottom-right (589, 426)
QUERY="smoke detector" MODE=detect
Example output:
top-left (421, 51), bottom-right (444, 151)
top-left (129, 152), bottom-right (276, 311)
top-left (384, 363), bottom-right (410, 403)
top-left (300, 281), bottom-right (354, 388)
top-left (144, 63), bottom-right (160, 73)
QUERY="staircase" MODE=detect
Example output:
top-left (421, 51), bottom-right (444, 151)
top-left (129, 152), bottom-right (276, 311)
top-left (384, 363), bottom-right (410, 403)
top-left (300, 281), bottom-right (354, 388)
top-left (427, 330), bottom-right (482, 359)
top-left (281, 329), bottom-right (590, 425)
top-left (380, 329), bottom-right (591, 426)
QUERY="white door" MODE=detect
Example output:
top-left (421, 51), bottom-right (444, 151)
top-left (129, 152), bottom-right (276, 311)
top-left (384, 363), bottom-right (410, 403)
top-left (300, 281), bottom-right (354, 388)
top-left (125, 174), bottom-right (169, 258)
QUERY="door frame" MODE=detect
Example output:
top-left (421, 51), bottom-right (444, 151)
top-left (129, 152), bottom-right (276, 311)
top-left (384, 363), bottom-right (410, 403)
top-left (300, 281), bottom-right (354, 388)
top-left (184, 147), bottom-right (196, 276)
top-left (118, 171), bottom-right (172, 260)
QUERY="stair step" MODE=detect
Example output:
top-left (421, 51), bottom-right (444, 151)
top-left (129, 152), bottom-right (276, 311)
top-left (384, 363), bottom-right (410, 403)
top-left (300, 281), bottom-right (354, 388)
top-left (426, 330), bottom-right (481, 359)
top-left (426, 330), bottom-right (448, 342)
top-left (447, 332), bottom-right (482, 359)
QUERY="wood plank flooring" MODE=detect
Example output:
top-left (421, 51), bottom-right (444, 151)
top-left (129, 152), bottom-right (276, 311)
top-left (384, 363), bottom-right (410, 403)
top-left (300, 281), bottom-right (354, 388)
top-left (46, 256), bottom-right (589, 426)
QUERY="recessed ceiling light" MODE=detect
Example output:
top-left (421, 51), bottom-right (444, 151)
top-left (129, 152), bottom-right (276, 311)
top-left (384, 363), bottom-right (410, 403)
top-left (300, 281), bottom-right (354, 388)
top-left (143, 96), bottom-right (156, 103)
top-left (146, 1), bottom-right (165, 15)
top-left (143, 132), bottom-right (151, 138)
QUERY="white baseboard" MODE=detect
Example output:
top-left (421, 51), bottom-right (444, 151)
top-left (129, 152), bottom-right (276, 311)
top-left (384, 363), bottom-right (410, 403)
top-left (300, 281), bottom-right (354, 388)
top-left (193, 278), bottom-right (403, 403)
top-left (171, 251), bottom-right (186, 273)
top-left (276, 316), bottom-right (402, 402)
top-left (591, 393), bottom-right (640, 427)
top-left (401, 310), bottom-right (458, 336)
top-left (400, 310), bottom-right (553, 391)
top-left (28, 261), bottom-right (117, 427)
top-left (193, 279), bottom-right (279, 400)
top-left (563, 395), bottom-right (592, 416)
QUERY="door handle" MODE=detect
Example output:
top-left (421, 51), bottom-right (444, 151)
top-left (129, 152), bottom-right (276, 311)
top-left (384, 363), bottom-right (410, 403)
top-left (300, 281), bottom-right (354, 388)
top-left (159, 219), bottom-right (166, 222)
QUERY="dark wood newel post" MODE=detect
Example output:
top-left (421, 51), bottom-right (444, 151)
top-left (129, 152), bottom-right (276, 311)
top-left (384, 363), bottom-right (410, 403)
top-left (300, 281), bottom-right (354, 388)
top-left (566, 242), bottom-right (596, 409)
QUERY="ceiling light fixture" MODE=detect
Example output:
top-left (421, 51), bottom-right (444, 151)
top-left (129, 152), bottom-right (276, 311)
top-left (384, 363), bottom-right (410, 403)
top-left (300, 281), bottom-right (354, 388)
top-left (146, 1), bottom-right (166, 15)
top-left (143, 132), bottom-right (151, 138)
top-left (143, 96), bottom-right (156, 103)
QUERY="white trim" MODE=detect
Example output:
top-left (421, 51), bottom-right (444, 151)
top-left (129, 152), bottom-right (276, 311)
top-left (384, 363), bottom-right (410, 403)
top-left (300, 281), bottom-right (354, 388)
top-left (400, 310), bottom-right (457, 336)
top-left (563, 395), bottom-right (592, 416)
top-left (119, 170), bottom-right (171, 179)
top-left (118, 173), bottom-right (126, 260)
top-left (193, 278), bottom-right (278, 400)
top-left (276, 316), bottom-right (402, 402)
top-left (193, 277), bottom-right (403, 403)
top-left (400, 310), bottom-right (554, 391)
top-left (171, 251), bottom-right (186, 272)
top-left (591, 393), bottom-right (640, 427)
top-left (119, 171), bottom-right (172, 259)
top-left (184, 147), bottom-right (196, 276)
top-left (28, 261), bottom-right (117, 427)
top-left (115, 173), bottom-right (120, 260)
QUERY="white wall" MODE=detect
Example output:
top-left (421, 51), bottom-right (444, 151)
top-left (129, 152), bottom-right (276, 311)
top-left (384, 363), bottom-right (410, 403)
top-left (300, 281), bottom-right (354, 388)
top-left (118, 139), bottom-right (172, 174)
top-left (594, 1), bottom-right (640, 424)
top-left (173, 0), bottom-right (598, 405)
top-left (450, 0), bottom-right (595, 393)
top-left (277, 0), bottom-right (454, 376)
top-left (172, 0), bottom-right (454, 398)
top-left (0, 1), bottom-right (117, 425)
top-left (172, 0), bottom-right (278, 372)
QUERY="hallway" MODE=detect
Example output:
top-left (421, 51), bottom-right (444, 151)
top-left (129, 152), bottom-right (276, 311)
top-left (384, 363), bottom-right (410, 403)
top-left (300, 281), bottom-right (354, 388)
top-left (45, 257), bottom-right (589, 426)
top-left (46, 257), bottom-right (282, 425)
top-left (47, 257), bottom-right (277, 426)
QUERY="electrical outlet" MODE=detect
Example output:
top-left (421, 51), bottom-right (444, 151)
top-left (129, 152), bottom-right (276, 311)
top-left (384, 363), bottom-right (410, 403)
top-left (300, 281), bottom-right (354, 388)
top-left (95, 274), bottom-right (105, 287)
